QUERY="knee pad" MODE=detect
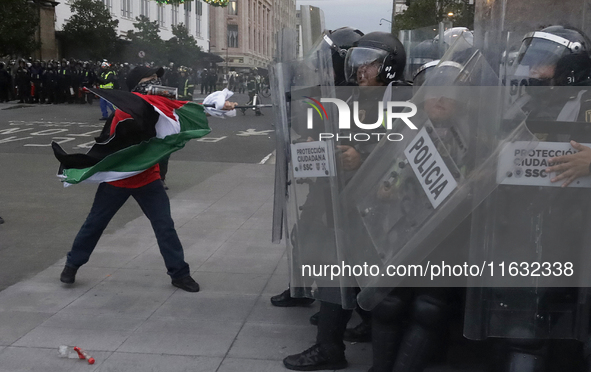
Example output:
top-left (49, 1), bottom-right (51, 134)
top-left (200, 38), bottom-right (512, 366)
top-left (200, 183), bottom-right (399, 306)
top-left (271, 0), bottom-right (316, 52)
top-left (372, 290), bottom-right (411, 324)
top-left (410, 294), bottom-right (449, 330)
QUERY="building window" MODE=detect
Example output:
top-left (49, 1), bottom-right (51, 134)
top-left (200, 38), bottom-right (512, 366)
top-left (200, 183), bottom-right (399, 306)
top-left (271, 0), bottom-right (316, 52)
top-left (228, 0), bottom-right (237, 15)
top-left (184, 1), bottom-right (191, 29)
top-left (121, 0), bottom-right (132, 18)
top-left (140, 0), bottom-right (149, 17)
top-left (157, 4), bottom-right (166, 28)
top-left (228, 24), bottom-right (238, 48)
top-left (195, 1), bottom-right (202, 37)
top-left (171, 4), bottom-right (178, 26)
top-left (102, 0), bottom-right (112, 11)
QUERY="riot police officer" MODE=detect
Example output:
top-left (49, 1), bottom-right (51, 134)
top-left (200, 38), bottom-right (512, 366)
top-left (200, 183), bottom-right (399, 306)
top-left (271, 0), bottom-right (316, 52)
top-left (81, 62), bottom-right (96, 105)
top-left (282, 31), bottom-right (411, 371)
top-left (178, 67), bottom-right (194, 101)
top-left (271, 26), bottom-right (365, 308)
top-left (0, 62), bottom-right (10, 103)
top-left (15, 59), bottom-right (30, 103)
top-left (465, 25), bottom-right (591, 372)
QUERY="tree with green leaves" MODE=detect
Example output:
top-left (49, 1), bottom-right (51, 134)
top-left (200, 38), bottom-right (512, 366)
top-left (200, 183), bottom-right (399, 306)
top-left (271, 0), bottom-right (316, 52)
top-left (0, 0), bottom-right (40, 57)
top-left (165, 24), bottom-right (202, 67)
top-left (395, 0), bottom-right (474, 32)
top-left (126, 15), bottom-right (166, 64)
top-left (61, 0), bottom-right (119, 60)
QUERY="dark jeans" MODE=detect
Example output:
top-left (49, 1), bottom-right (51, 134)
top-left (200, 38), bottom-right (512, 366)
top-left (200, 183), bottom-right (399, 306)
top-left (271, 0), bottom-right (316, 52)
top-left (66, 180), bottom-right (190, 279)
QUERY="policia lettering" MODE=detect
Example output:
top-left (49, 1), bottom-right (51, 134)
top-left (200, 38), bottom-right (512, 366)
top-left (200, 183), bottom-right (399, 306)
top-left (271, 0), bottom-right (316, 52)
top-left (409, 136), bottom-right (448, 199)
top-left (404, 127), bottom-right (458, 208)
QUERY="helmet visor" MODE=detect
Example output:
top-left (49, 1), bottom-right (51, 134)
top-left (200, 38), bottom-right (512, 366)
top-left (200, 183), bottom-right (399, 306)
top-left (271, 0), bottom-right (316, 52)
top-left (509, 36), bottom-right (571, 81)
top-left (345, 47), bottom-right (389, 85)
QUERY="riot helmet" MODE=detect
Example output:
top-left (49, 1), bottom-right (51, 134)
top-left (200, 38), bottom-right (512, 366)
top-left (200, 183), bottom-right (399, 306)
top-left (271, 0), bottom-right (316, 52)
top-left (316, 27), bottom-right (364, 85)
top-left (409, 40), bottom-right (439, 79)
top-left (344, 31), bottom-right (406, 85)
top-left (413, 59), bottom-right (440, 88)
top-left (433, 27), bottom-right (474, 49)
top-left (508, 25), bottom-right (591, 87)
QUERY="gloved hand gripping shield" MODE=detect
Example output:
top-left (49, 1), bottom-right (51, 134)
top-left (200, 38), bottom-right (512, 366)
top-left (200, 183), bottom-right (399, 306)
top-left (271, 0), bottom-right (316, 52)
top-left (337, 36), bottom-right (538, 311)
top-left (464, 26), bottom-right (591, 341)
top-left (271, 30), bottom-right (357, 308)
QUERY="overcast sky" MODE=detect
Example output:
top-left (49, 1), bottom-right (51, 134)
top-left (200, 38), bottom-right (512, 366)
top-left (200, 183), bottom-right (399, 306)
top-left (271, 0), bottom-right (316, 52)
top-left (296, 0), bottom-right (395, 34)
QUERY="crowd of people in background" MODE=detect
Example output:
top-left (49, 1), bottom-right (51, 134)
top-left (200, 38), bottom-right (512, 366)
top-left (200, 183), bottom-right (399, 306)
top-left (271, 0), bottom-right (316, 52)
top-left (0, 57), bottom-right (268, 105)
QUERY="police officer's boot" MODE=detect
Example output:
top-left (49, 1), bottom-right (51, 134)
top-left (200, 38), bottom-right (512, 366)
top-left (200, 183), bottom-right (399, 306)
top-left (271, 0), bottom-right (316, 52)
top-left (283, 300), bottom-right (351, 371)
top-left (503, 337), bottom-right (548, 372)
top-left (371, 290), bottom-right (410, 372)
top-left (392, 293), bottom-right (450, 372)
top-left (344, 307), bottom-right (372, 342)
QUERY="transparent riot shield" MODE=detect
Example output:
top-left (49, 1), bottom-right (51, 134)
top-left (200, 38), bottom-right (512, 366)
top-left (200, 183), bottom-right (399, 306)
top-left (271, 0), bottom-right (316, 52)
top-left (464, 27), bottom-right (591, 341)
top-left (270, 28), bottom-right (297, 243)
top-left (400, 24), bottom-right (475, 81)
top-left (336, 36), bottom-right (538, 311)
top-left (399, 25), bottom-right (440, 81)
top-left (270, 30), bottom-right (357, 308)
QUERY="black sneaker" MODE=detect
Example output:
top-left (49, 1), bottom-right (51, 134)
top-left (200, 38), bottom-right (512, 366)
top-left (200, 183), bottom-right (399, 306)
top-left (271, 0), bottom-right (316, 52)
top-left (99, 117), bottom-right (108, 120)
top-left (309, 311), bottom-right (319, 326)
top-left (271, 289), bottom-right (315, 307)
top-left (283, 344), bottom-right (347, 371)
top-left (60, 265), bottom-right (78, 284)
top-left (343, 320), bottom-right (372, 343)
top-left (172, 275), bottom-right (200, 292)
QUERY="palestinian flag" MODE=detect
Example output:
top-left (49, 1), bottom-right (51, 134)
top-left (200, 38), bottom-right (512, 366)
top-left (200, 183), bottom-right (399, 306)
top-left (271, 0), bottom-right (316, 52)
top-left (52, 88), bottom-right (211, 185)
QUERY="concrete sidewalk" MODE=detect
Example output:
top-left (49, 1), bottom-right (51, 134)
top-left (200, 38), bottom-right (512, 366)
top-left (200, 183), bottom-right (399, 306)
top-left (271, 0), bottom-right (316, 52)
top-left (0, 163), bottom-right (370, 372)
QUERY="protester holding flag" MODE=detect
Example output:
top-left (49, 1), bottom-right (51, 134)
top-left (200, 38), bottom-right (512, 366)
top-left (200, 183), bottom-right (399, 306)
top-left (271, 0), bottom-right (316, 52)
top-left (54, 65), bottom-right (237, 292)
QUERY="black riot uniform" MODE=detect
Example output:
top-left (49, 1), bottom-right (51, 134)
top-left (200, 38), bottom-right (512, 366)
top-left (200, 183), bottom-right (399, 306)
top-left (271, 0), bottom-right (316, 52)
top-left (465, 25), bottom-right (591, 372)
top-left (15, 60), bottom-right (30, 103)
top-left (0, 62), bottom-right (11, 103)
top-left (81, 62), bottom-right (96, 104)
top-left (282, 30), bottom-right (413, 371)
top-left (366, 56), bottom-right (479, 372)
top-left (271, 26), bottom-right (368, 307)
top-left (30, 60), bottom-right (43, 103)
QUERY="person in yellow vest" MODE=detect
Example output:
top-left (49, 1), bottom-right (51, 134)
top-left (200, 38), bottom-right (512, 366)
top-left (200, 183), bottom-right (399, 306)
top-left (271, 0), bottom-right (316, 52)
top-left (98, 62), bottom-right (117, 120)
top-left (177, 67), bottom-right (194, 101)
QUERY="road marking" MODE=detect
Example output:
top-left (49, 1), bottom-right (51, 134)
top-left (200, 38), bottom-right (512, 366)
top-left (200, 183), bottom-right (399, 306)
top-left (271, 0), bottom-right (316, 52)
top-left (68, 130), bottom-right (102, 137)
top-left (236, 129), bottom-right (274, 136)
top-left (0, 136), bottom-right (33, 144)
top-left (259, 152), bottom-right (274, 164)
top-left (25, 137), bottom-right (75, 147)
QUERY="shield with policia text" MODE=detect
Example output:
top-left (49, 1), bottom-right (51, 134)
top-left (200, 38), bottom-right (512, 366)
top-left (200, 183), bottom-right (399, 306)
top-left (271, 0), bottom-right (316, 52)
top-left (463, 16), bottom-right (591, 343)
top-left (337, 35), bottom-right (539, 311)
top-left (270, 30), bottom-right (358, 308)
